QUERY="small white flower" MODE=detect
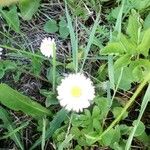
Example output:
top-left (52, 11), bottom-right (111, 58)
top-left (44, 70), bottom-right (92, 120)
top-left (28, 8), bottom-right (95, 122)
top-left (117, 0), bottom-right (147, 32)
top-left (40, 37), bottom-right (56, 58)
top-left (0, 48), bottom-right (3, 51)
top-left (0, 48), bottom-right (3, 59)
top-left (57, 73), bottom-right (95, 112)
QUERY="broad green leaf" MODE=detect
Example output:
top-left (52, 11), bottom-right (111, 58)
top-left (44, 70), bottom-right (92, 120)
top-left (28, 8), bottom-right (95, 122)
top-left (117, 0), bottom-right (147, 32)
top-left (92, 106), bottom-right (100, 118)
top-left (144, 13), bottom-right (150, 30)
top-left (71, 126), bottom-right (81, 139)
top-left (101, 127), bottom-right (121, 147)
top-left (129, 0), bottom-right (150, 11)
top-left (19, 0), bottom-right (40, 20)
top-left (126, 10), bottom-right (141, 44)
top-left (129, 59), bottom-right (150, 82)
top-left (110, 126), bottom-right (121, 146)
top-left (110, 6), bottom-right (121, 19)
top-left (71, 113), bottom-right (90, 127)
top-left (137, 132), bottom-right (150, 147)
top-left (0, 60), bottom-right (17, 79)
top-left (92, 118), bottom-right (102, 132)
top-left (31, 56), bottom-right (43, 76)
top-left (59, 18), bottom-right (69, 39)
top-left (59, 26), bottom-right (69, 39)
top-left (137, 28), bottom-right (150, 56)
top-left (59, 17), bottom-right (67, 27)
top-left (0, 6), bottom-right (20, 33)
top-left (0, 107), bottom-right (24, 150)
top-left (58, 134), bottom-right (74, 150)
top-left (101, 128), bottom-right (114, 146)
top-left (119, 34), bottom-right (136, 54)
top-left (46, 67), bottom-right (61, 84)
top-left (95, 97), bottom-right (110, 119)
top-left (3, 60), bottom-right (17, 70)
top-left (132, 66), bottom-right (143, 82)
top-left (101, 42), bottom-right (125, 55)
top-left (133, 120), bottom-right (145, 137)
top-left (30, 109), bottom-right (67, 150)
top-left (114, 54), bottom-right (131, 69)
top-left (114, 67), bottom-right (133, 90)
top-left (44, 19), bottom-right (58, 33)
top-left (40, 89), bottom-right (58, 107)
top-left (129, 59), bottom-right (150, 72)
top-left (74, 145), bottom-right (82, 150)
top-left (119, 125), bottom-right (131, 135)
top-left (85, 132), bottom-right (100, 146)
top-left (0, 84), bottom-right (51, 118)
top-left (45, 96), bottom-right (58, 107)
top-left (112, 107), bottom-right (128, 120)
top-left (112, 142), bottom-right (123, 150)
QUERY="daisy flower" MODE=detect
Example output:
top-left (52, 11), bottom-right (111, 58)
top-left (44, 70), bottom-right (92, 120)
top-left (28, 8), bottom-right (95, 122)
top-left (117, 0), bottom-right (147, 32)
top-left (0, 48), bottom-right (3, 59)
top-left (57, 73), bottom-right (95, 112)
top-left (40, 37), bottom-right (56, 58)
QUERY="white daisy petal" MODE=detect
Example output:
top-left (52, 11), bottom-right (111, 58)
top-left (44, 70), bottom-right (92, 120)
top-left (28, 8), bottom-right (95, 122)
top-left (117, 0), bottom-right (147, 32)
top-left (0, 48), bottom-right (3, 60)
top-left (0, 48), bottom-right (3, 52)
top-left (57, 73), bottom-right (95, 112)
top-left (40, 37), bottom-right (56, 58)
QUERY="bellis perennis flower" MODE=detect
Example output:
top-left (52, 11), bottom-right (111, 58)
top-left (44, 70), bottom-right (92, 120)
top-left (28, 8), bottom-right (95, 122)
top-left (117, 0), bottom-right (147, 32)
top-left (57, 73), bottom-right (95, 112)
top-left (40, 37), bottom-right (56, 58)
top-left (0, 48), bottom-right (3, 59)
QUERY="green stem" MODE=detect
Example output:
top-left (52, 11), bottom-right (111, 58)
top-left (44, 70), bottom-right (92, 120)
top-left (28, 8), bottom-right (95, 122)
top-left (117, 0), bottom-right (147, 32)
top-left (99, 72), bottom-right (150, 139)
top-left (0, 44), bottom-right (46, 60)
top-left (52, 44), bottom-right (56, 93)
top-left (65, 113), bottom-right (73, 138)
top-left (41, 117), bottom-right (46, 150)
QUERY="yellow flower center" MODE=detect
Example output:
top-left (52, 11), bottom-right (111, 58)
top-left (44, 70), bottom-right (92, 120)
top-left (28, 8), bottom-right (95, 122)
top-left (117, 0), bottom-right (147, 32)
top-left (71, 86), bottom-right (82, 97)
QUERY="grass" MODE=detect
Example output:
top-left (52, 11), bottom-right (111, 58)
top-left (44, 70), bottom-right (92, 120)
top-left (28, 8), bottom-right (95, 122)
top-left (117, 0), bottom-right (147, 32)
top-left (41, 117), bottom-right (46, 150)
top-left (125, 83), bottom-right (150, 149)
top-left (65, 0), bottom-right (78, 72)
top-left (0, 0), bottom-right (150, 149)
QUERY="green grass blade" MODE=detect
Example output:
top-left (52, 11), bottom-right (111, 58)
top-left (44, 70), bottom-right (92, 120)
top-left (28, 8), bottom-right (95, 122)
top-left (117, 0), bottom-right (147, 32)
top-left (41, 117), bottom-right (46, 150)
top-left (108, 55), bottom-right (115, 91)
top-left (0, 107), bottom-right (24, 150)
top-left (19, 0), bottom-right (40, 21)
top-left (52, 44), bottom-right (56, 92)
top-left (0, 6), bottom-right (20, 33)
top-left (58, 134), bottom-right (74, 150)
top-left (80, 12), bottom-right (100, 71)
top-left (30, 108), bottom-right (67, 150)
top-left (65, 0), bottom-right (78, 72)
top-left (0, 84), bottom-right (52, 118)
top-left (0, 44), bottom-right (46, 60)
top-left (111, 67), bottom-right (124, 102)
top-left (114, 0), bottom-right (125, 35)
top-left (0, 121), bottom-right (29, 140)
top-left (125, 83), bottom-right (150, 150)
